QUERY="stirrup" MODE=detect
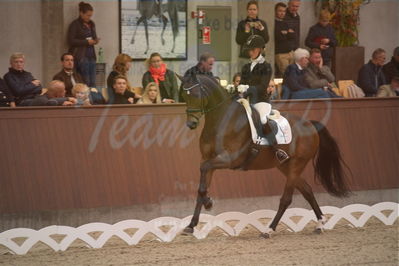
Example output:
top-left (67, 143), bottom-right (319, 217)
top-left (275, 149), bottom-right (289, 164)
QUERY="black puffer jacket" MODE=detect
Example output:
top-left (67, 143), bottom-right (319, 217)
top-left (3, 68), bottom-right (42, 103)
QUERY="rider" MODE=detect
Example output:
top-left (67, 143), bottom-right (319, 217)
top-left (240, 34), bottom-right (289, 163)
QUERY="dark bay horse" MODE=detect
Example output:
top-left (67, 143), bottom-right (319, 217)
top-left (180, 74), bottom-right (350, 237)
top-left (130, 0), bottom-right (180, 54)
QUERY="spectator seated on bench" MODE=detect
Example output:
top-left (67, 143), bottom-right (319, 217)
top-left (39, 80), bottom-right (77, 106)
top-left (4, 53), bottom-right (44, 106)
top-left (282, 48), bottom-right (338, 99)
top-left (377, 76), bottom-right (399, 97)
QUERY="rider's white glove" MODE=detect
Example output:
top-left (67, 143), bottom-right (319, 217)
top-left (237, 84), bottom-right (249, 93)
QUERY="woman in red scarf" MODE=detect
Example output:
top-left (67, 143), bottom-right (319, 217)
top-left (142, 53), bottom-right (179, 103)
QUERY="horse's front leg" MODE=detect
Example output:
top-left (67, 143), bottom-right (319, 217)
top-left (143, 19), bottom-right (149, 54)
top-left (183, 160), bottom-right (214, 234)
top-left (130, 16), bottom-right (145, 44)
top-left (160, 15), bottom-right (168, 46)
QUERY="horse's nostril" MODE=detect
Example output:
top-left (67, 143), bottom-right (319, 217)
top-left (186, 121), bottom-right (197, 129)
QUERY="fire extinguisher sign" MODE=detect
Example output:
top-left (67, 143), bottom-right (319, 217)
top-left (202, 26), bottom-right (211, 44)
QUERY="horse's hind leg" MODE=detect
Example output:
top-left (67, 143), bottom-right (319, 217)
top-left (261, 179), bottom-right (296, 238)
top-left (261, 158), bottom-right (306, 238)
top-left (295, 178), bottom-right (326, 233)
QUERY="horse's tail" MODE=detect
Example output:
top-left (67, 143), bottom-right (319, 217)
top-left (168, 0), bottom-right (179, 35)
top-left (311, 120), bottom-right (351, 198)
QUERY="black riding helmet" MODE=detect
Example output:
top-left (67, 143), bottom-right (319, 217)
top-left (243, 35), bottom-right (265, 52)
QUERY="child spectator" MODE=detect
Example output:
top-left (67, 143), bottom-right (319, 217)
top-left (72, 83), bottom-right (91, 106)
top-left (305, 9), bottom-right (337, 67)
top-left (137, 82), bottom-right (162, 104)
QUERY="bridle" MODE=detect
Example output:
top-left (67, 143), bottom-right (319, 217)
top-left (182, 77), bottom-right (230, 118)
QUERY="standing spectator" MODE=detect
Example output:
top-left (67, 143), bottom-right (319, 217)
top-left (284, 0), bottom-right (301, 52)
top-left (377, 76), bottom-right (399, 97)
top-left (304, 48), bottom-right (336, 89)
top-left (357, 48), bottom-right (387, 97)
top-left (4, 53), bottom-right (46, 106)
top-left (240, 35), bottom-right (272, 104)
top-left (137, 82), bottom-right (162, 104)
top-left (67, 1), bottom-right (99, 87)
top-left (107, 53), bottom-right (133, 103)
top-left (382, 47), bottom-right (399, 83)
top-left (0, 78), bottom-right (15, 107)
top-left (142, 53), bottom-right (178, 103)
top-left (236, 0), bottom-right (269, 59)
top-left (274, 2), bottom-right (295, 77)
top-left (53, 53), bottom-right (84, 97)
top-left (112, 76), bottom-right (136, 104)
top-left (305, 9), bottom-right (337, 67)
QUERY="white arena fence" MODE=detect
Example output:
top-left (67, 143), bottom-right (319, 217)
top-left (0, 202), bottom-right (397, 255)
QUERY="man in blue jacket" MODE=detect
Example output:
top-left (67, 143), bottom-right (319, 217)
top-left (4, 53), bottom-right (47, 106)
top-left (357, 48), bottom-right (387, 97)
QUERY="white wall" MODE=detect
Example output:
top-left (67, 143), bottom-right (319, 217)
top-left (358, 0), bottom-right (399, 61)
top-left (296, 0), bottom-right (399, 63)
top-left (0, 1), bottom-right (42, 80)
top-left (64, 0), bottom-right (239, 87)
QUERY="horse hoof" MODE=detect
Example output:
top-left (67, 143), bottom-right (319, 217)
top-left (260, 232), bottom-right (272, 239)
top-left (130, 39), bottom-right (135, 44)
top-left (182, 227), bottom-right (194, 235)
top-left (314, 228), bottom-right (324, 234)
top-left (161, 39), bottom-right (165, 46)
top-left (204, 197), bottom-right (213, 210)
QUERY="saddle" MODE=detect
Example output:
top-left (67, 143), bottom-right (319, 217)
top-left (236, 99), bottom-right (292, 170)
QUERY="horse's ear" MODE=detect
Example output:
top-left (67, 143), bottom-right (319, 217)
top-left (176, 73), bottom-right (184, 82)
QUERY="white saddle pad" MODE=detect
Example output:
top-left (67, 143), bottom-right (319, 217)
top-left (237, 99), bottom-right (292, 145)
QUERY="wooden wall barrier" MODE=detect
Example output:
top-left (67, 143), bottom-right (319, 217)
top-left (0, 98), bottom-right (398, 214)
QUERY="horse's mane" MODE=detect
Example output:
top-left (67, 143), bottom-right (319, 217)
top-left (196, 75), bottom-right (229, 97)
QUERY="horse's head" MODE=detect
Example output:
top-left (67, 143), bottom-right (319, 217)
top-left (180, 74), bottom-right (228, 130)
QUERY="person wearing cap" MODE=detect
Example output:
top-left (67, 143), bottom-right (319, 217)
top-left (240, 35), bottom-right (272, 104)
top-left (377, 76), bottom-right (399, 97)
top-left (382, 47), bottom-right (399, 84)
top-left (239, 34), bottom-right (289, 163)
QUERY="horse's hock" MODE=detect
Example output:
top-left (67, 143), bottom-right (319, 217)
top-left (0, 98), bottom-right (398, 230)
